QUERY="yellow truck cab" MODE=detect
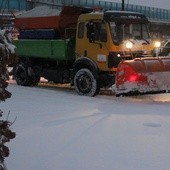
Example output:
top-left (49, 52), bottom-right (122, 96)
top-left (75, 11), bottom-right (154, 71)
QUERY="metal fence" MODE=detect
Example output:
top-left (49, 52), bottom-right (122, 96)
top-left (61, 0), bottom-right (170, 22)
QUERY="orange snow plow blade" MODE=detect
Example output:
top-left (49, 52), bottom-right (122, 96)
top-left (115, 57), bottom-right (170, 96)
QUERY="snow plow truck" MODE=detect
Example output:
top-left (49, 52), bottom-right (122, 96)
top-left (12, 6), bottom-right (170, 96)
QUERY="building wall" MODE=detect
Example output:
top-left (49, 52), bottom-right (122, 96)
top-left (0, 0), bottom-right (26, 11)
top-left (1, 0), bottom-right (170, 39)
top-left (1, 0), bottom-right (170, 22)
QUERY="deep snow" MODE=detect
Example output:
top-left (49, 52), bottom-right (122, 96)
top-left (1, 82), bottom-right (170, 170)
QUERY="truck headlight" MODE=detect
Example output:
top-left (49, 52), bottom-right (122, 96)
top-left (154, 41), bottom-right (161, 48)
top-left (126, 41), bottom-right (133, 49)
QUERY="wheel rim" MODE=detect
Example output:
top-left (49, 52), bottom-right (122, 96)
top-left (74, 68), bottom-right (99, 96)
top-left (77, 74), bottom-right (93, 94)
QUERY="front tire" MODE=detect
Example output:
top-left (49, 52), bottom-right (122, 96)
top-left (74, 68), bottom-right (100, 97)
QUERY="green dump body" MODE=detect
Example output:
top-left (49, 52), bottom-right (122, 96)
top-left (13, 38), bottom-right (75, 61)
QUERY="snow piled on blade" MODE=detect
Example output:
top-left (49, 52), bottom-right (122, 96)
top-left (147, 72), bottom-right (170, 92)
top-left (115, 72), bottom-right (170, 95)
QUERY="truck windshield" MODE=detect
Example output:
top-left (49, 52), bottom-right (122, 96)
top-left (110, 22), bottom-right (150, 45)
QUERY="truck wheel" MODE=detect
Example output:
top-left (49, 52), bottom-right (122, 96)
top-left (74, 68), bottom-right (100, 97)
top-left (14, 63), bottom-right (32, 86)
top-left (31, 66), bottom-right (41, 86)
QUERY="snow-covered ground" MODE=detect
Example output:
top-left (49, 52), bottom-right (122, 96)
top-left (1, 82), bottom-right (170, 170)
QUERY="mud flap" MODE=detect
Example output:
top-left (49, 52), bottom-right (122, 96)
top-left (115, 57), bottom-right (170, 95)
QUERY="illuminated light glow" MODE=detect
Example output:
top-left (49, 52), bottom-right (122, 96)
top-left (126, 41), bottom-right (133, 49)
top-left (112, 67), bottom-right (117, 71)
top-left (128, 75), bottom-right (138, 82)
top-left (117, 54), bottom-right (121, 57)
top-left (154, 41), bottom-right (161, 48)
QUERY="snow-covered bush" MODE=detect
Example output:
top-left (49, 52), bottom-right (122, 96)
top-left (0, 29), bottom-right (16, 170)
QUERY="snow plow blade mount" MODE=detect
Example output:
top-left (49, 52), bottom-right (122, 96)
top-left (115, 57), bottom-right (170, 96)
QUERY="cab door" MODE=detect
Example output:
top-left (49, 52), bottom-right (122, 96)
top-left (76, 20), bottom-right (110, 71)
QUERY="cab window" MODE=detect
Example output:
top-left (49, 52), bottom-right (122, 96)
top-left (87, 21), bottom-right (107, 42)
top-left (78, 22), bottom-right (85, 39)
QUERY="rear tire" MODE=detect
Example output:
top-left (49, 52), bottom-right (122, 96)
top-left (31, 65), bottom-right (41, 86)
top-left (14, 63), bottom-right (40, 86)
top-left (14, 63), bottom-right (32, 86)
top-left (74, 68), bottom-right (100, 97)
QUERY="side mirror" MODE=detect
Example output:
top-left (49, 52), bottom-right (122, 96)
top-left (87, 21), bottom-right (95, 43)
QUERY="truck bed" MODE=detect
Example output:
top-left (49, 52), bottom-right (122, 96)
top-left (15, 16), bottom-right (60, 30)
top-left (13, 39), bottom-right (75, 61)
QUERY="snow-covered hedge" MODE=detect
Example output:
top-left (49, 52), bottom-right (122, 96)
top-left (0, 29), bottom-right (16, 170)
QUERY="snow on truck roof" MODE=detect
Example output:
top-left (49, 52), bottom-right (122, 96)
top-left (15, 6), bottom-right (93, 18)
top-left (15, 6), bottom-right (61, 18)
